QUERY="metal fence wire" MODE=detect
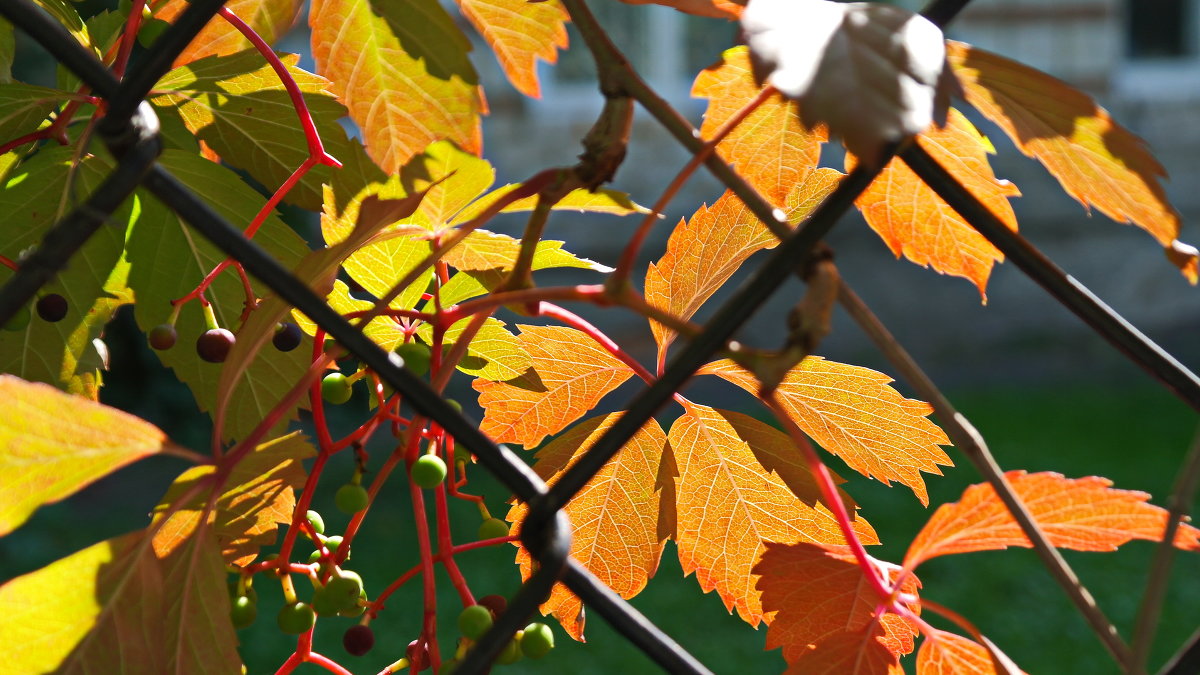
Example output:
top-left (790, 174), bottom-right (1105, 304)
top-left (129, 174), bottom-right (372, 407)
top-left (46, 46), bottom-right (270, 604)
top-left (2, 0), bottom-right (1200, 673)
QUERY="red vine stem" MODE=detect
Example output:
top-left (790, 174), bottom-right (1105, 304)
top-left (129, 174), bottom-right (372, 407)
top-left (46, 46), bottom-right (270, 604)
top-left (113, 0), bottom-right (146, 79)
top-left (0, 255), bottom-right (18, 272)
top-left (434, 477), bottom-right (475, 607)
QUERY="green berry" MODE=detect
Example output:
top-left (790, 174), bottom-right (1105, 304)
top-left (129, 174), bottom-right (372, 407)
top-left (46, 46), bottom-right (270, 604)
top-left (308, 549), bottom-right (323, 564)
top-left (324, 571), bottom-right (364, 609)
top-left (520, 622), bottom-right (554, 659)
top-left (230, 595), bottom-right (257, 629)
top-left (457, 604), bottom-right (493, 640)
top-left (445, 399), bottom-right (463, 414)
top-left (453, 443), bottom-right (472, 465)
top-left (2, 305), bottom-right (30, 331)
top-left (306, 510), bottom-right (325, 536)
top-left (478, 517), bottom-right (509, 541)
top-left (226, 579), bottom-right (258, 604)
top-left (335, 483), bottom-right (370, 514)
top-left (322, 535), bottom-right (349, 560)
top-left (343, 624), bottom-right (375, 656)
top-left (277, 602), bottom-right (316, 635)
top-left (497, 638), bottom-right (523, 665)
top-left (411, 454), bottom-right (447, 489)
top-left (394, 341), bottom-right (432, 377)
top-left (322, 372), bottom-right (353, 404)
top-left (338, 589), bottom-right (368, 618)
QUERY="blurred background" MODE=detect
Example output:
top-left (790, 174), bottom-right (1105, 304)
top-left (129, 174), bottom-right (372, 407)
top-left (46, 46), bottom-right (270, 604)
top-left (2, 0), bottom-right (1199, 673)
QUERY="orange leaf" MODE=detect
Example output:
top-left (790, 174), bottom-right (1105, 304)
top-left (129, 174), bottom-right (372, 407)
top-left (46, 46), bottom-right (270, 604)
top-left (756, 542), bottom-right (918, 665)
top-left (699, 358), bottom-right (951, 505)
top-left (693, 46), bottom-right (825, 206)
top-left (157, 0), bottom-right (305, 66)
top-left (507, 414), bottom-right (668, 641)
top-left (849, 107), bottom-right (1020, 297)
top-left (916, 630), bottom-right (1025, 675)
top-left (310, 0), bottom-right (483, 173)
top-left (619, 0), bottom-right (744, 19)
top-left (782, 622), bottom-right (906, 675)
top-left (457, 0), bottom-right (568, 98)
top-left (647, 171), bottom-right (840, 352)
top-left (474, 326), bottom-right (634, 448)
top-left (904, 471), bottom-right (1200, 569)
top-left (946, 41), bottom-right (1196, 284)
top-left (669, 404), bottom-right (878, 626)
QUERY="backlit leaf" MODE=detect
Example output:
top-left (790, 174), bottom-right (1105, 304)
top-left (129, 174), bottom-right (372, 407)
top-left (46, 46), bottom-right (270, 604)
top-left (474, 326), bottom-right (634, 448)
top-left (507, 414), bottom-right (668, 641)
top-left (441, 229), bottom-right (609, 273)
top-left (0, 83), bottom-right (70, 144)
top-left (0, 376), bottom-right (170, 536)
top-left (619, 0), bottom-right (744, 20)
top-left (455, 183), bottom-right (646, 223)
top-left (946, 42), bottom-right (1195, 282)
top-left (905, 471), bottom-right (1200, 569)
top-left (311, 0), bottom-right (483, 173)
top-left (693, 46), bottom-right (824, 205)
top-left (756, 542), bottom-right (917, 668)
top-left (292, 280), bottom-right (400, 349)
top-left (916, 630), bottom-right (1024, 675)
top-left (417, 316), bottom-right (531, 382)
top-left (700, 358), bottom-right (951, 505)
top-left (669, 404), bottom-right (877, 626)
top-left (0, 19), bottom-right (13, 83)
top-left (156, 0), bottom-right (305, 66)
top-left (849, 108), bottom-right (1020, 296)
top-left (781, 622), bottom-right (904, 675)
top-left (456, 0), bottom-right (568, 98)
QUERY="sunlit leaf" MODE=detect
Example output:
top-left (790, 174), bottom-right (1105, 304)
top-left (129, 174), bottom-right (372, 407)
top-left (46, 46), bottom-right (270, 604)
top-left (700, 358), bottom-right (951, 505)
top-left (508, 414), bottom-right (668, 641)
top-left (416, 316), bottom-right (531, 382)
top-left (0, 19), bottom-right (13, 84)
top-left (474, 326), bottom-right (634, 448)
top-left (33, 0), bottom-right (93, 55)
top-left (946, 41), bottom-right (1196, 282)
top-left (441, 229), bottom-right (609, 273)
top-left (669, 404), bottom-right (877, 626)
top-left (916, 630), bottom-right (1025, 675)
top-left (693, 45), bottom-right (824, 205)
top-left (311, 0), bottom-right (483, 173)
top-left (905, 471), bottom-right (1200, 568)
top-left (0, 83), bottom-right (71, 144)
top-left (455, 183), bottom-right (646, 223)
top-left (849, 108), bottom-right (1020, 296)
top-left (456, 0), bottom-right (568, 98)
top-left (157, 0), bottom-right (305, 66)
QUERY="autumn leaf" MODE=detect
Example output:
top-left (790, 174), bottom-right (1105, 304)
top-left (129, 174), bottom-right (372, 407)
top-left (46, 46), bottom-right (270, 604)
top-left (917, 630), bottom-right (1025, 675)
top-left (693, 46), bottom-right (825, 205)
top-left (620, 0), bottom-right (744, 19)
top-left (647, 172), bottom-right (840, 352)
top-left (507, 414), bottom-right (668, 641)
top-left (669, 404), bottom-right (877, 626)
top-left (849, 107), bottom-right (1020, 296)
top-left (0, 376), bottom-right (171, 536)
top-left (755, 541), bottom-right (918, 667)
top-left (699, 358), bottom-right (951, 505)
top-left (946, 41), bottom-right (1196, 283)
top-left (153, 432), bottom-right (315, 564)
top-left (440, 229), bottom-right (609, 274)
top-left (904, 471), bottom-right (1200, 569)
top-left (156, 0), bottom-right (305, 66)
top-left (310, 0), bottom-right (483, 173)
top-left (456, 0), bottom-right (568, 98)
top-left (474, 326), bottom-right (635, 448)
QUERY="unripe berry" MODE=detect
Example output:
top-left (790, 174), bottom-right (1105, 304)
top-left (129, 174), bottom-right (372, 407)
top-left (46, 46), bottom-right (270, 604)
top-left (478, 518), bottom-right (509, 541)
top-left (497, 638), bottom-right (523, 665)
top-left (520, 622), bottom-right (554, 659)
top-left (36, 293), bottom-right (67, 322)
top-left (230, 595), bottom-right (257, 629)
top-left (335, 483), bottom-right (370, 514)
top-left (394, 341), bottom-right (432, 377)
top-left (342, 624), bottom-right (375, 656)
top-left (276, 602), bottom-right (315, 635)
top-left (323, 571), bottom-right (364, 610)
top-left (2, 305), bottom-right (30, 331)
top-left (410, 454), bottom-right (447, 489)
top-left (273, 322), bottom-right (303, 352)
top-left (457, 604), bottom-right (493, 640)
top-left (445, 398), bottom-right (463, 414)
top-left (321, 372), bottom-right (353, 404)
top-left (196, 328), bottom-right (236, 363)
top-left (148, 323), bottom-right (177, 350)
top-left (306, 510), bottom-right (325, 536)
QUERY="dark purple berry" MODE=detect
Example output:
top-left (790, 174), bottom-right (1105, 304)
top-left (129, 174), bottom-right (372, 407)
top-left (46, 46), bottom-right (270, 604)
top-left (343, 624), bottom-right (375, 656)
top-left (273, 322), bottom-right (303, 352)
top-left (149, 324), bottom-right (177, 350)
top-left (36, 294), bottom-right (67, 322)
top-left (197, 328), bottom-right (236, 363)
top-left (477, 594), bottom-right (507, 618)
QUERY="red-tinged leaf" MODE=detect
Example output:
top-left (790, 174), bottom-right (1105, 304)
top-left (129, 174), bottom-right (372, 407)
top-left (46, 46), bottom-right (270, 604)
top-left (474, 326), bottom-right (635, 448)
top-left (693, 46), bottom-right (825, 205)
top-left (784, 622), bottom-right (905, 675)
top-left (456, 0), bottom-right (568, 98)
top-left (849, 107), bottom-right (1020, 296)
top-left (507, 414), bottom-right (668, 641)
top-left (699, 358), bottom-right (951, 505)
top-left (153, 432), bottom-right (315, 564)
top-left (756, 542), bottom-right (918, 664)
top-left (916, 630), bottom-right (1025, 675)
top-left (620, 0), bottom-right (744, 19)
top-left (0, 528), bottom-right (239, 674)
top-left (946, 41), bottom-right (1196, 283)
top-left (904, 471), bottom-right (1200, 569)
top-left (157, 0), bottom-right (305, 66)
top-left (310, 0), bottom-right (483, 173)
top-left (669, 404), bottom-right (878, 626)
top-left (0, 376), bottom-right (172, 536)
top-left (647, 172), bottom-right (840, 352)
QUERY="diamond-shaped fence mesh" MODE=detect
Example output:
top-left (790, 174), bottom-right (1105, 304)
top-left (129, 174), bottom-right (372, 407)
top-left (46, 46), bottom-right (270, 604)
top-left (2, 0), bottom-right (1198, 673)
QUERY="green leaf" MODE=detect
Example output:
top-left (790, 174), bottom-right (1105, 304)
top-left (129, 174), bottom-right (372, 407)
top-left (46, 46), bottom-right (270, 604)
top-left (152, 50), bottom-right (348, 210)
top-left (0, 147), bottom-right (134, 396)
top-left (0, 376), bottom-right (172, 536)
top-left (33, 0), bottom-right (93, 54)
top-left (126, 150), bottom-right (313, 440)
top-left (401, 139), bottom-right (496, 224)
top-left (0, 83), bottom-right (72, 160)
top-left (0, 528), bottom-right (240, 674)
top-left (416, 316), bottom-right (531, 381)
top-left (452, 184), bottom-right (648, 224)
top-left (0, 19), bottom-right (14, 84)
top-left (310, 0), bottom-right (483, 173)
top-left (292, 280), bottom-right (402, 350)
top-left (440, 229), bottom-right (611, 273)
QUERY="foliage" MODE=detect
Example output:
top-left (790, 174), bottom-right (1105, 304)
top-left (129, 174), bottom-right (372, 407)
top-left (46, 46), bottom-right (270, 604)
top-left (0, 0), bottom-right (1196, 674)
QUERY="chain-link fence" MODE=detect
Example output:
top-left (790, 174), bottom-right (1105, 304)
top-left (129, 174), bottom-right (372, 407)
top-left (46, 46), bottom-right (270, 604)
top-left (2, 0), bottom-right (1198, 672)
